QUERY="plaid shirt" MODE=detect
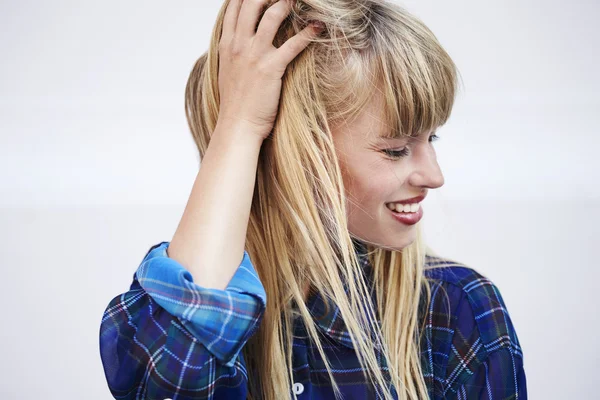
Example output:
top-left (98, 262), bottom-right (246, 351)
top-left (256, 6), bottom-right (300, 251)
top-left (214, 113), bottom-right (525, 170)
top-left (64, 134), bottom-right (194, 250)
top-left (100, 241), bottom-right (527, 399)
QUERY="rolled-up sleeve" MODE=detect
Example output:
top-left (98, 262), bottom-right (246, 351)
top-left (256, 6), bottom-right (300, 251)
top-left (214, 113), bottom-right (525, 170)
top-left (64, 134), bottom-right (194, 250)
top-left (99, 241), bottom-right (266, 399)
top-left (134, 241), bottom-right (267, 366)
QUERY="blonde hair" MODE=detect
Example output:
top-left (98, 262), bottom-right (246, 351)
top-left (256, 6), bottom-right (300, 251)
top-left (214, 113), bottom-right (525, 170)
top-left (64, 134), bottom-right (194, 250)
top-left (184, 0), bottom-right (461, 398)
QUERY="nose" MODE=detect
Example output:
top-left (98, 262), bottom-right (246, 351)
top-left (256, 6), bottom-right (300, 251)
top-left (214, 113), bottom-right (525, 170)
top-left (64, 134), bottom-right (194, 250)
top-left (407, 143), bottom-right (445, 189)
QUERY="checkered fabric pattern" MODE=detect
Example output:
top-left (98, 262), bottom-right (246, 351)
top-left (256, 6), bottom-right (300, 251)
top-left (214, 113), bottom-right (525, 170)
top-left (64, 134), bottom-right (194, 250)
top-left (99, 241), bottom-right (527, 399)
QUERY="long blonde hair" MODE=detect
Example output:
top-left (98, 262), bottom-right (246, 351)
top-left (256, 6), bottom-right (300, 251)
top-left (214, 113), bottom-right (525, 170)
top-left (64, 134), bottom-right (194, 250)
top-left (184, 1), bottom-right (461, 398)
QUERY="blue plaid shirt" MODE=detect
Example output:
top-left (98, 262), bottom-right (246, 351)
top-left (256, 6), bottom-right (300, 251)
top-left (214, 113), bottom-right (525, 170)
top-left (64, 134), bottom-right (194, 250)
top-left (100, 241), bottom-right (527, 399)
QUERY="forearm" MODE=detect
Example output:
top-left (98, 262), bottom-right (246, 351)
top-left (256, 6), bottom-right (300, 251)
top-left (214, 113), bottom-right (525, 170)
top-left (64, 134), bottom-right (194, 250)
top-left (168, 120), bottom-right (265, 290)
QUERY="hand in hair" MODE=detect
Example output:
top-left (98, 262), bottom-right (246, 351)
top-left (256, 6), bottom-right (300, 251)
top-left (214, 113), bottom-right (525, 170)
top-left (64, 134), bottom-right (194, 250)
top-left (217, 0), bottom-right (324, 141)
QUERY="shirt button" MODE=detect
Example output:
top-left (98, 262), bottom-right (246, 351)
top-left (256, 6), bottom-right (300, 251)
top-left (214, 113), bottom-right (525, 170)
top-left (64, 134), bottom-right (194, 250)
top-left (292, 382), bottom-right (304, 395)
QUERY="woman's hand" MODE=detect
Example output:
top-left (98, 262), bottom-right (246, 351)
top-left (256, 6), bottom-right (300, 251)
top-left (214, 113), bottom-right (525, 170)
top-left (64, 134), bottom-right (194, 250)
top-left (217, 0), bottom-right (324, 141)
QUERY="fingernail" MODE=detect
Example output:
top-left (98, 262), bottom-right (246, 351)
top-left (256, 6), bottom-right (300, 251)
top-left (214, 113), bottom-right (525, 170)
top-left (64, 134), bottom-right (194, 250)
top-left (311, 21), bottom-right (325, 30)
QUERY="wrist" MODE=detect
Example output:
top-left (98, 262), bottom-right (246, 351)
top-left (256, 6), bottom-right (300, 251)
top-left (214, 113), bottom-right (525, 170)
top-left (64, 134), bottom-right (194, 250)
top-left (214, 118), bottom-right (268, 146)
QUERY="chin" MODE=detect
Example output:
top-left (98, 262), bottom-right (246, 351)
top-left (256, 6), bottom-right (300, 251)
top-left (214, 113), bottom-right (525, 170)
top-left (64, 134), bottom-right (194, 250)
top-left (391, 233), bottom-right (417, 250)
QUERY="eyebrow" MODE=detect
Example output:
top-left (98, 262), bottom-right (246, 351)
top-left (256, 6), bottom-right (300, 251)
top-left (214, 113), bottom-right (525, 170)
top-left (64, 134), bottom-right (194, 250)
top-left (374, 134), bottom-right (412, 142)
top-left (376, 128), bottom-right (437, 140)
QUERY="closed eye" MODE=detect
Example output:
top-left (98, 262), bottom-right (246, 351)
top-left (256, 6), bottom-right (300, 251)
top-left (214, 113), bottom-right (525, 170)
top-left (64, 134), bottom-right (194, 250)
top-left (381, 148), bottom-right (410, 158)
top-left (381, 134), bottom-right (440, 159)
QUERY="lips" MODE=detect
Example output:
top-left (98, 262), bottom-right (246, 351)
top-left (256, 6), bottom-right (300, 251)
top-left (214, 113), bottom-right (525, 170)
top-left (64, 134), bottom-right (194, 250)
top-left (387, 194), bottom-right (425, 205)
top-left (388, 203), bottom-right (423, 225)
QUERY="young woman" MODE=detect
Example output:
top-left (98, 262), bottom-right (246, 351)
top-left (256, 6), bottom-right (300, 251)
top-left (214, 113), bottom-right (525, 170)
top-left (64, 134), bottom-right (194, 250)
top-left (99, 0), bottom-right (527, 399)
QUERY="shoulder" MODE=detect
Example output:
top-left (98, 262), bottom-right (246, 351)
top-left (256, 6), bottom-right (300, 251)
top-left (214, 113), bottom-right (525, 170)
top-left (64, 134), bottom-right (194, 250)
top-left (423, 254), bottom-right (523, 352)
top-left (422, 254), bottom-right (525, 395)
top-left (424, 254), bottom-right (490, 289)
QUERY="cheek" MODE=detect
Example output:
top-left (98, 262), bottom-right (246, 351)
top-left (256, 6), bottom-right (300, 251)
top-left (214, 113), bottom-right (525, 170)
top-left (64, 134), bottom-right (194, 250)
top-left (346, 169), bottom-right (397, 208)
top-left (340, 154), bottom-right (405, 210)
top-left (344, 174), bottom-right (392, 237)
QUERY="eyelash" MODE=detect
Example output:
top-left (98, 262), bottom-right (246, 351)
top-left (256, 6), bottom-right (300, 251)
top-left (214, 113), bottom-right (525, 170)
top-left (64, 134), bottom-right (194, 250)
top-left (382, 134), bottom-right (440, 159)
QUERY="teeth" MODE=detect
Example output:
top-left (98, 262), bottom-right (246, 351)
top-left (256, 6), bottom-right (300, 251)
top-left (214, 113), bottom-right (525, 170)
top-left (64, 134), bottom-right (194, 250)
top-left (387, 202), bottom-right (420, 213)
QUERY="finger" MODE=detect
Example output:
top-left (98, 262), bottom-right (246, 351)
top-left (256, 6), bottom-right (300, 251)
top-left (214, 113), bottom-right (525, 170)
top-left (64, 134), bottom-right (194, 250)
top-left (274, 21), bottom-right (324, 66)
top-left (221, 0), bottom-right (243, 43)
top-left (238, 0), bottom-right (270, 38)
top-left (254, 0), bottom-right (293, 46)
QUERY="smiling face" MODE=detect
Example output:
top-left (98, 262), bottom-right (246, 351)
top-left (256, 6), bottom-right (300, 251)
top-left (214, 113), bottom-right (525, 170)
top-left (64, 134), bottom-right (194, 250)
top-left (331, 92), bottom-right (445, 251)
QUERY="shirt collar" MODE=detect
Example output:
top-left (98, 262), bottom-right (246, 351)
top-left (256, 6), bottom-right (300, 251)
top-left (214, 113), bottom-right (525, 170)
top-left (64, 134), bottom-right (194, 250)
top-left (304, 238), bottom-right (381, 350)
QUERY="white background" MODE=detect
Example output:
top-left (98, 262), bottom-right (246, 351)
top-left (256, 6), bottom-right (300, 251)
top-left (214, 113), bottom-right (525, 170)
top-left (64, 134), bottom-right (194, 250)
top-left (1, 0), bottom-right (598, 398)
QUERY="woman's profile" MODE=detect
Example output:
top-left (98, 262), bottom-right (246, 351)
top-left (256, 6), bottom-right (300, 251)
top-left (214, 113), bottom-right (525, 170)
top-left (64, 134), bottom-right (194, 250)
top-left (99, 0), bottom-right (527, 399)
